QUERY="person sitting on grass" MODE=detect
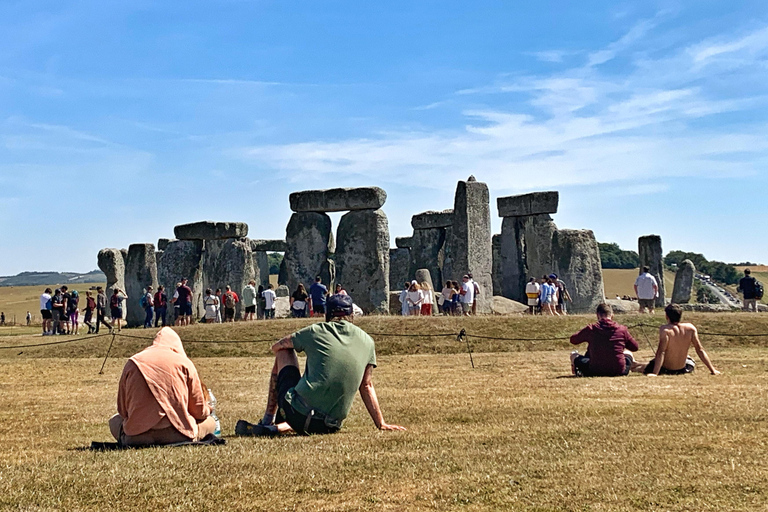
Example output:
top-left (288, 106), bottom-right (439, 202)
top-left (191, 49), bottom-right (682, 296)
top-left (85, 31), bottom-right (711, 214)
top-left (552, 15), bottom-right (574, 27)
top-left (236, 294), bottom-right (406, 436)
top-left (569, 303), bottom-right (639, 377)
top-left (635, 303), bottom-right (721, 376)
top-left (109, 327), bottom-right (217, 446)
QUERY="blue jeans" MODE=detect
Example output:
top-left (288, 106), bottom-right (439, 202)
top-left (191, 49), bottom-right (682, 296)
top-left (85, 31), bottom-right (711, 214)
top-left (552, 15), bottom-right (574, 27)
top-left (265, 308), bottom-right (275, 319)
top-left (144, 307), bottom-right (154, 328)
top-left (155, 306), bottom-right (167, 327)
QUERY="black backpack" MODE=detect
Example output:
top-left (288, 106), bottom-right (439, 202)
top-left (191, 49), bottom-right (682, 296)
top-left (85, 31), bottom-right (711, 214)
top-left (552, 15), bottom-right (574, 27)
top-left (756, 281), bottom-right (764, 300)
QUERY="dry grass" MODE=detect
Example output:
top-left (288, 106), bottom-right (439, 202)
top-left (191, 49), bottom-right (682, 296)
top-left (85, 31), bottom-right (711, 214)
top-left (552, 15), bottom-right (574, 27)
top-left (0, 283), bottom-right (105, 326)
top-left (1, 315), bottom-right (768, 510)
top-left (602, 269), bottom-right (675, 300)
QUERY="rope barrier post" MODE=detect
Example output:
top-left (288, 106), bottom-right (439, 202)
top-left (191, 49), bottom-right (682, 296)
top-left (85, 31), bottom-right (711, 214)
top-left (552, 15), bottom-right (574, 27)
top-left (457, 328), bottom-right (474, 369)
top-left (99, 332), bottom-right (117, 375)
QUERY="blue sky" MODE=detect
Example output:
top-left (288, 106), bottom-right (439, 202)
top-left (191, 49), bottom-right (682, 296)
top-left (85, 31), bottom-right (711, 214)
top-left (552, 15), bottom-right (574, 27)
top-left (1, 1), bottom-right (767, 274)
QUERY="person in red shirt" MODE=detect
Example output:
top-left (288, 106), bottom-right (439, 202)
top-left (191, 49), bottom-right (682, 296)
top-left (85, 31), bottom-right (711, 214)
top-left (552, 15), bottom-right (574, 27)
top-left (569, 303), bottom-right (639, 377)
top-left (223, 285), bottom-right (239, 322)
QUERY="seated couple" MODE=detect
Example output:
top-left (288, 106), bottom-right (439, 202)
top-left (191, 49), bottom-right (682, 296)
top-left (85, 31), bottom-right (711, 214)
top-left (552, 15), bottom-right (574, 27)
top-left (570, 303), bottom-right (720, 377)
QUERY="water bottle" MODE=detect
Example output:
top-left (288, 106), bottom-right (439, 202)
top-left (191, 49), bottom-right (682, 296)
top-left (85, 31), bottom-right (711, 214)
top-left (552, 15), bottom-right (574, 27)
top-left (208, 388), bottom-right (221, 437)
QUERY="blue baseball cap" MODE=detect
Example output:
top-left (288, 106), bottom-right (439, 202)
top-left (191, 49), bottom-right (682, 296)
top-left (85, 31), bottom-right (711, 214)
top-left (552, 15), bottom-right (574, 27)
top-left (326, 293), bottom-right (354, 317)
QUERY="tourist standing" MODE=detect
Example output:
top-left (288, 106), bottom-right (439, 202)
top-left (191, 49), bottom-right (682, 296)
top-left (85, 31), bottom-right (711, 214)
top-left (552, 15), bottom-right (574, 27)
top-left (40, 288), bottom-right (53, 334)
top-left (154, 285), bottom-right (168, 327)
top-left (525, 277), bottom-right (540, 315)
top-left (175, 278), bottom-right (193, 326)
top-left (95, 286), bottom-right (112, 334)
top-left (203, 289), bottom-right (219, 323)
top-left (0, 312), bottom-right (4, 326)
top-left (459, 275), bottom-right (475, 317)
top-left (263, 284), bottom-right (277, 319)
top-left (451, 281), bottom-right (461, 315)
top-left (468, 273), bottom-right (480, 316)
top-left (539, 276), bottom-right (558, 316)
top-left (171, 282), bottom-right (181, 326)
top-left (51, 289), bottom-right (65, 334)
top-left (406, 281), bottom-right (423, 316)
top-left (83, 291), bottom-right (96, 334)
top-left (257, 285), bottom-right (265, 320)
top-left (398, 281), bottom-right (410, 316)
top-left (214, 288), bottom-right (223, 323)
top-left (737, 268), bottom-right (760, 313)
top-left (634, 266), bottom-right (659, 314)
top-left (223, 285), bottom-right (239, 322)
top-left (68, 290), bottom-right (80, 335)
top-left (291, 284), bottom-right (309, 318)
top-left (142, 286), bottom-right (155, 328)
top-left (242, 281), bottom-right (258, 321)
top-left (61, 286), bottom-right (72, 334)
top-left (26, 311), bottom-right (31, 326)
top-left (552, 274), bottom-right (572, 315)
top-left (110, 288), bottom-right (127, 331)
top-left (309, 276), bottom-right (328, 317)
top-left (440, 281), bottom-right (454, 315)
top-left (421, 282), bottom-right (434, 316)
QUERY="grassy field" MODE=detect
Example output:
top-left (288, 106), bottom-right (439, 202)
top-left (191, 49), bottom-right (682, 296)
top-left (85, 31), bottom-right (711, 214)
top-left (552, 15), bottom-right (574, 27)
top-left (601, 269), bottom-right (675, 300)
top-left (1, 314), bottom-right (768, 510)
top-left (0, 282), bottom-right (105, 326)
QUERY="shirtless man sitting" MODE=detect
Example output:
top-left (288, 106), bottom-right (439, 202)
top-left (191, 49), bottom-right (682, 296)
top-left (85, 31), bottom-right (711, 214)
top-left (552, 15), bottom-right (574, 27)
top-left (638, 304), bottom-right (720, 376)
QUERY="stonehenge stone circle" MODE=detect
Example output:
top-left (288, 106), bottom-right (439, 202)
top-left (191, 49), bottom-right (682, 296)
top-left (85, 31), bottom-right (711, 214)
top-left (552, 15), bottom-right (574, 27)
top-left (124, 244), bottom-right (158, 327)
top-left (409, 227), bottom-right (445, 289)
top-left (395, 236), bottom-right (414, 249)
top-left (250, 239), bottom-right (287, 252)
top-left (414, 268), bottom-right (434, 294)
top-left (672, 259), bottom-right (696, 304)
top-left (174, 221), bottom-right (248, 241)
top-left (443, 178), bottom-right (493, 314)
top-left (279, 212), bottom-right (335, 292)
top-left (97, 248), bottom-right (126, 319)
top-left (411, 209), bottom-right (454, 230)
top-left (157, 240), bottom-right (204, 321)
top-left (203, 238), bottom-right (256, 320)
top-left (638, 235), bottom-right (666, 308)
top-left (289, 187), bottom-right (387, 213)
top-left (389, 248), bottom-right (410, 291)
top-left (497, 191), bottom-right (559, 218)
top-left (551, 229), bottom-right (605, 313)
top-left (276, 285), bottom-right (290, 297)
top-left (335, 209), bottom-right (390, 314)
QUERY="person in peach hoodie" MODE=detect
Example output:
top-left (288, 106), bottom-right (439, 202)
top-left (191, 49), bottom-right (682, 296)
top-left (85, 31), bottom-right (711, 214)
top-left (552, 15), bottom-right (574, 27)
top-left (108, 327), bottom-right (217, 446)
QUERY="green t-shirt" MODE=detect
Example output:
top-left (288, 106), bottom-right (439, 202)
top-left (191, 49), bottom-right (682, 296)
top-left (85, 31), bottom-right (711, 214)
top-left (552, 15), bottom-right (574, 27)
top-left (285, 321), bottom-right (377, 422)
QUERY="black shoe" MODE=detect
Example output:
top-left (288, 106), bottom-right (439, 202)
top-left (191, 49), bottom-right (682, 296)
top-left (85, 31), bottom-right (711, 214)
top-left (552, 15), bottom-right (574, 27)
top-left (234, 419), bottom-right (278, 437)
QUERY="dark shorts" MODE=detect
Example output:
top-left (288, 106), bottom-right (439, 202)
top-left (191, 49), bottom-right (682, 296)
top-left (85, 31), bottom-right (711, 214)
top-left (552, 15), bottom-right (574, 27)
top-left (111, 307), bottom-right (122, 319)
top-left (224, 307), bottom-right (235, 319)
top-left (245, 305), bottom-right (256, 314)
top-left (312, 303), bottom-right (325, 314)
top-left (574, 354), bottom-right (632, 377)
top-left (276, 366), bottom-right (341, 435)
top-left (638, 298), bottom-right (655, 310)
top-left (41, 309), bottom-right (52, 320)
top-left (643, 357), bottom-right (695, 375)
top-left (180, 303), bottom-right (192, 316)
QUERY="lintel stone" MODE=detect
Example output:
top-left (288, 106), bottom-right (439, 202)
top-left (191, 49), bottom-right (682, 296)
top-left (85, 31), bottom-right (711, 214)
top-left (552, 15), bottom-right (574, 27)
top-left (395, 236), bottom-right (414, 249)
top-left (411, 209), bottom-right (454, 230)
top-left (174, 221), bottom-right (248, 240)
top-left (250, 239), bottom-right (287, 252)
top-left (497, 191), bottom-right (559, 218)
top-left (289, 187), bottom-right (386, 213)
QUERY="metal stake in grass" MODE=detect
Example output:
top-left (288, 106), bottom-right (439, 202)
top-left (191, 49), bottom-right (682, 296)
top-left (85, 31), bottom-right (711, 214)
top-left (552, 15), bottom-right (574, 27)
top-left (457, 328), bottom-right (474, 369)
top-left (99, 332), bottom-right (117, 375)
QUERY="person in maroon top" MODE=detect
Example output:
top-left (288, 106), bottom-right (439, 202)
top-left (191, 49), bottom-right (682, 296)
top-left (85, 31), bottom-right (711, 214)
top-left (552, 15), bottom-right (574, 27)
top-left (175, 278), bottom-right (194, 326)
top-left (569, 303), bottom-right (639, 377)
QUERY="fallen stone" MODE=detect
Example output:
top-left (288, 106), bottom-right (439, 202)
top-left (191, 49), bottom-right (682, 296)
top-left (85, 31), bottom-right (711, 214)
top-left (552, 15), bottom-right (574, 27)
top-left (443, 179), bottom-right (493, 314)
top-left (638, 235), bottom-right (666, 308)
top-left (157, 238), bottom-right (173, 251)
top-left (411, 210), bottom-right (453, 230)
top-left (410, 228), bottom-right (445, 288)
top-left (551, 229), bottom-right (605, 314)
top-left (605, 299), bottom-right (641, 314)
top-left (681, 303), bottom-right (737, 313)
top-left (395, 236), bottom-right (414, 249)
top-left (497, 191), bottom-right (559, 218)
top-left (289, 187), bottom-right (387, 213)
top-left (279, 212), bottom-right (335, 291)
top-left (125, 244), bottom-right (158, 328)
top-left (157, 240), bottom-right (205, 321)
top-left (174, 221), bottom-right (248, 240)
top-left (97, 248), bottom-right (126, 319)
top-left (202, 238), bottom-right (257, 320)
top-left (672, 259), bottom-right (696, 304)
top-left (275, 285), bottom-right (290, 298)
top-left (335, 209), bottom-right (390, 314)
top-left (491, 296), bottom-right (528, 315)
top-left (250, 239), bottom-right (287, 252)
top-left (389, 248), bottom-right (411, 291)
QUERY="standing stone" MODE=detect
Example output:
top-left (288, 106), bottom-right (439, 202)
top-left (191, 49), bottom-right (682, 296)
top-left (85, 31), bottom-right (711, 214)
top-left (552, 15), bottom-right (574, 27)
top-left (414, 268), bottom-right (433, 292)
top-left (124, 244), bottom-right (158, 327)
top-left (157, 238), bottom-right (173, 251)
top-left (97, 248), bottom-right (126, 320)
top-left (395, 236), bottom-right (414, 249)
top-left (672, 259), bottom-right (696, 304)
top-left (498, 214), bottom-right (557, 303)
top-left (289, 187), bottom-right (387, 213)
top-left (638, 235), bottom-right (666, 308)
top-left (157, 240), bottom-right (204, 321)
top-left (335, 209), bottom-right (390, 314)
top-left (410, 228), bottom-right (445, 289)
top-left (202, 238), bottom-right (256, 320)
top-left (279, 212), bottom-right (335, 292)
top-left (174, 221), bottom-right (248, 240)
top-left (389, 248), bottom-right (411, 291)
top-left (275, 285), bottom-right (290, 298)
top-left (253, 251), bottom-right (271, 287)
top-left (492, 234), bottom-right (501, 296)
top-left (443, 179), bottom-right (493, 313)
top-left (551, 229), bottom-right (605, 314)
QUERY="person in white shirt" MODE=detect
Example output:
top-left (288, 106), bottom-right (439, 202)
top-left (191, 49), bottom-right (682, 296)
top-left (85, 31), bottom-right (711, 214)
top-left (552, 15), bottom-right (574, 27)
top-left (40, 288), bottom-right (53, 334)
top-left (263, 284), bottom-right (278, 320)
top-left (634, 266), bottom-right (659, 314)
top-left (203, 289), bottom-right (219, 323)
top-left (467, 273), bottom-right (481, 315)
top-left (398, 281), bottom-right (410, 316)
top-left (459, 275), bottom-right (475, 316)
top-left (525, 278), bottom-right (540, 315)
top-left (406, 281), bottom-right (424, 316)
top-left (420, 282), bottom-right (434, 316)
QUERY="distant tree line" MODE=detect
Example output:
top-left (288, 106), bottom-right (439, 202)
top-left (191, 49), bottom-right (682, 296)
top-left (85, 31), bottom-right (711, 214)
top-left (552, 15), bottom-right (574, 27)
top-left (598, 243), bottom-right (640, 269)
top-left (664, 250), bottom-right (740, 285)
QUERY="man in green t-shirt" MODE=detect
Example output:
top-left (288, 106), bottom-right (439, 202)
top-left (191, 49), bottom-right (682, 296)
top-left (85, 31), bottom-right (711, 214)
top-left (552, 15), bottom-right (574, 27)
top-left (236, 294), bottom-right (405, 436)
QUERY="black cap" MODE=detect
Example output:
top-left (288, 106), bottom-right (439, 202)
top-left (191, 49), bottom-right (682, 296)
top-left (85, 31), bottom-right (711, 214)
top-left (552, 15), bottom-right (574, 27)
top-left (326, 294), bottom-right (354, 317)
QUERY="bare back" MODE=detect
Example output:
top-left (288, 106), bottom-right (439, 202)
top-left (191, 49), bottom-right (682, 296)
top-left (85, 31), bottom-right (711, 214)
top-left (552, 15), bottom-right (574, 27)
top-left (657, 322), bottom-right (698, 370)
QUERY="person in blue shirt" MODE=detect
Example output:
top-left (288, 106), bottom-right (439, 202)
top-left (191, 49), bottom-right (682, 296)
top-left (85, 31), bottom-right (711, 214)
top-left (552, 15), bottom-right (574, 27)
top-left (539, 275), bottom-right (559, 316)
top-left (308, 276), bottom-right (328, 317)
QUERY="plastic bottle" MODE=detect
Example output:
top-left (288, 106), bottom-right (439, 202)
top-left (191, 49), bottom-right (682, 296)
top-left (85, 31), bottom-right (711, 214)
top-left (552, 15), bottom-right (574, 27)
top-left (208, 388), bottom-right (221, 437)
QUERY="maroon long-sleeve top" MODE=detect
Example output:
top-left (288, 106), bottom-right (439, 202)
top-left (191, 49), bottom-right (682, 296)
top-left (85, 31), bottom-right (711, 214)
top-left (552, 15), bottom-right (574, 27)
top-left (570, 319), bottom-right (639, 376)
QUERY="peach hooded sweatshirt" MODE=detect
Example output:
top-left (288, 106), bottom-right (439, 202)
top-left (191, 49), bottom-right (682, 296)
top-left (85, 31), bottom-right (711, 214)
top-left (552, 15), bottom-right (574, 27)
top-left (117, 327), bottom-right (210, 438)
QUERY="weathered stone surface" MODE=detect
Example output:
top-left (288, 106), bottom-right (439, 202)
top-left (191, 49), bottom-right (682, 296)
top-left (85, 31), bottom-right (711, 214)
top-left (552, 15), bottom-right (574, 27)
top-left (289, 187), bottom-right (387, 213)
top-left (498, 214), bottom-right (557, 303)
top-left (97, 248), bottom-right (126, 319)
top-left (672, 259), bottom-right (696, 304)
top-left (335, 209), bottom-right (390, 314)
top-left (174, 221), bottom-right (248, 241)
top-left (395, 236), bottom-right (414, 249)
top-left (411, 209), bottom-right (453, 230)
top-left (125, 244), bottom-right (158, 327)
top-left (388, 291), bottom-right (403, 315)
top-left (497, 191), bottom-right (559, 218)
top-left (442, 179), bottom-right (493, 314)
top-left (605, 299), bottom-right (641, 314)
top-left (250, 239), bottom-right (287, 252)
top-left (254, 251), bottom-right (270, 287)
top-left (491, 296), bottom-right (528, 315)
top-left (202, 238), bottom-right (256, 320)
top-left (157, 238), bottom-right (173, 251)
top-left (389, 248), bottom-right (411, 291)
top-left (157, 240), bottom-right (204, 321)
top-left (638, 235), bottom-right (665, 308)
top-left (551, 229), bottom-right (605, 314)
top-left (279, 212), bottom-right (335, 292)
top-left (492, 234), bottom-right (501, 296)
top-left (120, 248), bottom-right (128, 261)
top-left (410, 228), bottom-right (445, 288)
top-left (275, 285), bottom-right (290, 298)
top-left (274, 296), bottom-right (291, 318)
top-left (414, 268), bottom-right (434, 292)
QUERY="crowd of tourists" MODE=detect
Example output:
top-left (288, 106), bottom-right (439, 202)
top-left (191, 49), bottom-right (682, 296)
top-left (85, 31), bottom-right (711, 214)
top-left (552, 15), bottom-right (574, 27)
top-left (524, 273), bottom-right (571, 315)
top-left (399, 273), bottom-right (483, 316)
